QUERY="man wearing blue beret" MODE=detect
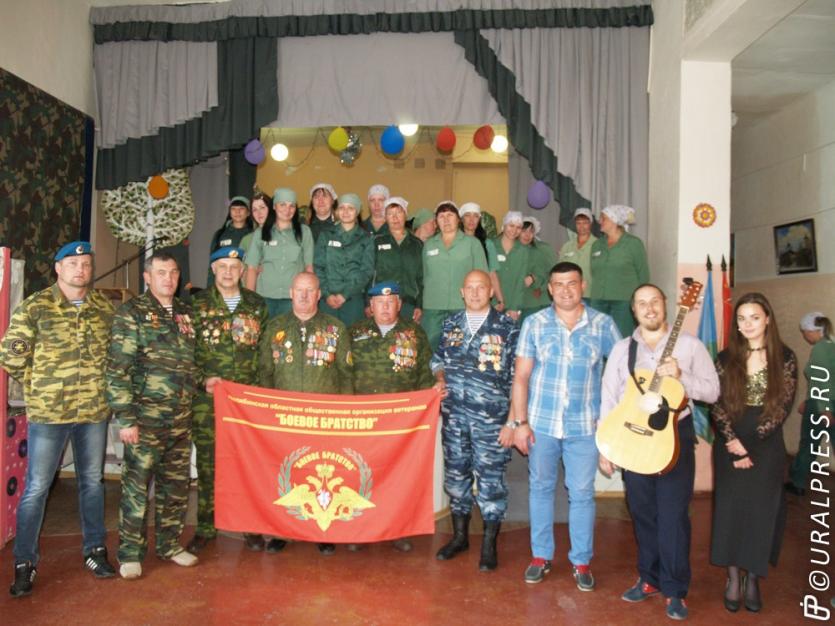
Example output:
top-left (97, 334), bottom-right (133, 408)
top-left (0, 241), bottom-right (117, 597)
top-left (188, 247), bottom-right (270, 554)
top-left (348, 280), bottom-right (437, 552)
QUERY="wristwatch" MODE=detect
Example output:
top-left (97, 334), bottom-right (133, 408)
top-left (504, 419), bottom-right (528, 429)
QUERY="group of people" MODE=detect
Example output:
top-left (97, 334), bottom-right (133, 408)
top-left (207, 184), bottom-right (651, 349)
top-left (0, 189), bottom-right (828, 622)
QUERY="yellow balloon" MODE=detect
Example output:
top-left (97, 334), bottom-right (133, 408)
top-left (328, 127), bottom-right (349, 152)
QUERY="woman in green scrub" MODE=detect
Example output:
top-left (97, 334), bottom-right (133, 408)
top-left (373, 196), bottom-right (423, 323)
top-left (244, 188), bottom-right (314, 317)
top-left (487, 211), bottom-right (534, 322)
top-left (421, 201), bottom-right (489, 349)
top-left (519, 216), bottom-right (558, 320)
top-left (307, 182), bottom-right (338, 243)
top-left (558, 207), bottom-right (598, 295)
top-left (239, 191), bottom-right (270, 261)
top-left (314, 193), bottom-right (374, 326)
top-left (787, 311), bottom-right (835, 496)
top-left (589, 204), bottom-right (649, 337)
top-left (207, 196), bottom-right (253, 285)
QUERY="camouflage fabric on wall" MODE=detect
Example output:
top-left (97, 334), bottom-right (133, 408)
top-left (0, 68), bottom-right (89, 295)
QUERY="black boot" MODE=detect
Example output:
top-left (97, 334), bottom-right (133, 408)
top-left (436, 514), bottom-right (470, 560)
top-left (479, 521), bottom-right (501, 571)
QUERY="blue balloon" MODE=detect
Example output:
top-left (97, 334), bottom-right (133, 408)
top-left (380, 125), bottom-right (405, 156)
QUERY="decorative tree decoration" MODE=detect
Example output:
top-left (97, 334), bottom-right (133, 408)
top-left (102, 168), bottom-right (195, 252)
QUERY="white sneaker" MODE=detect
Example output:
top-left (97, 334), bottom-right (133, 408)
top-left (169, 550), bottom-right (198, 567)
top-left (119, 562), bottom-right (142, 579)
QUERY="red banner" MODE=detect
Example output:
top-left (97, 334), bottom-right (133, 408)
top-left (214, 380), bottom-right (441, 543)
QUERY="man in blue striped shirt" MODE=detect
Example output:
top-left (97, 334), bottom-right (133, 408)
top-left (506, 261), bottom-right (620, 590)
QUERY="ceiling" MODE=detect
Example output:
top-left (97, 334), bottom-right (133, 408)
top-left (732, 0), bottom-right (835, 123)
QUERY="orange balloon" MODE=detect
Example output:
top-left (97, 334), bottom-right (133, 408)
top-left (436, 127), bottom-right (456, 152)
top-left (473, 125), bottom-right (495, 150)
top-left (148, 175), bottom-right (170, 199)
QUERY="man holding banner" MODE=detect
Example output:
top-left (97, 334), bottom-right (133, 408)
top-left (187, 246), bottom-right (269, 554)
top-left (432, 270), bottom-right (519, 571)
top-left (350, 280), bottom-right (435, 552)
top-left (258, 271), bottom-right (353, 555)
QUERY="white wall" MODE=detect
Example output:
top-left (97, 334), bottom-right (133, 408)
top-left (732, 79), bottom-right (835, 282)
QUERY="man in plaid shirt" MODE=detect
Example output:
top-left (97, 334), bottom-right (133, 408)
top-left (505, 261), bottom-right (620, 590)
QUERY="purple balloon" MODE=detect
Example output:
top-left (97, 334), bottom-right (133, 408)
top-left (244, 139), bottom-right (265, 165)
top-left (527, 180), bottom-right (551, 210)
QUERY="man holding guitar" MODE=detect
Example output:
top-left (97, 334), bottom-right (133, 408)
top-left (599, 284), bottom-right (719, 620)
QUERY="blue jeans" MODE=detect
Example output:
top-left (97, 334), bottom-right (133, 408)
top-left (14, 420), bottom-right (109, 564)
top-left (529, 432), bottom-right (597, 565)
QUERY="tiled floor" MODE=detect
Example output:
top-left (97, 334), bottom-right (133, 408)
top-left (0, 473), bottom-right (822, 625)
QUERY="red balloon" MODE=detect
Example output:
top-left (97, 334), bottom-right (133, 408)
top-left (473, 125), bottom-right (495, 150)
top-left (436, 127), bottom-right (456, 152)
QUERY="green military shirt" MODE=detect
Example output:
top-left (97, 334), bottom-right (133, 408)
top-left (0, 284), bottom-right (114, 424)
top-left (373, 232), bottom-right (424, 307)
top-left (309, 216), bottom-right (335, 243)
top-left (805, 338), bottom-right (835, 417)
top-left (487, 237), bottom-right (534, 312)
top-left (192, 286), bottom-right (268, 386)
top-left (349, 317), bottom-right (434, 394)
top-left (521, 241), bottom-right (558, 309)
top-left (422, 231), bottom-right (489, 310)
top-left (558, 233), bottom-right (598, 293)
top-left (245, 224), bottom-right (314, 299)
top-left (314, 224), bottom-right (374, 299)
top-left (589, 232), bottom-right (650, 301)
top-left (363, 220), bottom-right (390, 237)
top-left (106, 292), bottom-right (199, 427)
top-left (259, 310), bottom-right (353, 394)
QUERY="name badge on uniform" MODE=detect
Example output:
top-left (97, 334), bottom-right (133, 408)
top-left (427, 248), bottom-right (439, 256)
top-left (564, 251), bottom-right (575, 257)
top-left (268, 240), bottom-right (278, 246)
top-left (378, 243), bottom-right (392, 250)
top-left (592, 250), bottom-right (602, 257)
top-left (220, 238), bottom-right (232, 246)
top-left (497, 254), bottom-right (506, 262)
top-left (328, 240), bottom-right (342, 248)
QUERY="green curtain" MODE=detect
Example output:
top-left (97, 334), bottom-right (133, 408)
top-left (95, 37), bottom-right (278, 190)
top-left (93, 7), bottom-right (654, 43)
top-left (0, 68), bottom-right (89, 295)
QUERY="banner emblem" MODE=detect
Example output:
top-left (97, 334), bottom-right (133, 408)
top-left (275, 446), bottom-right (375, 531)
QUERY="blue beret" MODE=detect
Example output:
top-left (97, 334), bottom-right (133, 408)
top-left (210, 246), bottom-right (245, 262)
top-left (55, 241), bottom-right (93, 261)
top-left (368, 281), bottom-right (400, 297)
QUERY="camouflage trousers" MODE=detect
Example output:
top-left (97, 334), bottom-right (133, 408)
top-left (192, 392), bottom-right (217, 538)
top-left (118, 418), bottom-right (191, 562)
top-left (441, 409), bottom-right (512, 522)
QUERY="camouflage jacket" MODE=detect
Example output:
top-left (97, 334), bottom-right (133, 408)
top-left (193, 286), bottom-right (268, 386)
top-left (349, 317), bottom-right (434, 394)
top-left (105, 292), bottom-right (198, 427)
top-left (0, 284), bottom-right (114, 424)
top-left (258, 310), bottom-right (353, 394)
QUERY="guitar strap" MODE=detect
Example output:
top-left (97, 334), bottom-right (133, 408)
top-left (627, 338), bottom-right (646, 395)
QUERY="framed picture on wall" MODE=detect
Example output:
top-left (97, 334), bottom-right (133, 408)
top-left (773, 218), bottom-right (817, 275)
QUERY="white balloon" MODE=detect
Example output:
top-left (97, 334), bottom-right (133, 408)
top-left (271, 143), bottom-right (289, 161)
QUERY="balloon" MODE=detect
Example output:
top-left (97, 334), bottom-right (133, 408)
top-left (147, 175), bottom-right (169, 199)
top-left (473, 125), bottom-right (495, 150)
top-left (527, 181), bottom-right (551, 210)
top-left (244, 139), bottom-right (265, 165)
top-left (436, 127), bottom-right (456, 152)
top-left (380, 125), bottom-right (405, 156)
top-left (328, 127), bottom-right (350, 152)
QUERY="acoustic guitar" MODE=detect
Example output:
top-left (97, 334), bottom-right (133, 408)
top-left (595, 280), bottom-right (703, 475)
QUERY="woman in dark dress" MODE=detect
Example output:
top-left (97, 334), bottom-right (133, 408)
top-left (710, 292), bottom-right (797, 613)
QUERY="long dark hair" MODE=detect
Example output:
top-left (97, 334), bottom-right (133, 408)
top-left (522, 220), bottom-right (539, 248)
top-left (210, 199), bottom-right (254, 252)
top-left (262, 196), bottom-right (303, 244)
top-left (720, 292), bottom-right (786, 422)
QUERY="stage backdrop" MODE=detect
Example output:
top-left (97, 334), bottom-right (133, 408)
top-left (214, 380), bottom-right (441, 543)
